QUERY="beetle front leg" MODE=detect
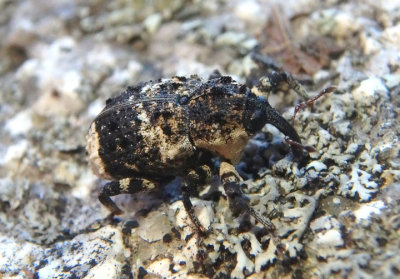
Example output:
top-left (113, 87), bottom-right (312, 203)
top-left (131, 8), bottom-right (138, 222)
top-left (99, 177), bottom-right (158, 215)
top-left (181, 165), bottom-right (212, 234)
top-left (258, 71), bottom-right (310, 100)
top-left (220, 162), bottom-right (276, 231)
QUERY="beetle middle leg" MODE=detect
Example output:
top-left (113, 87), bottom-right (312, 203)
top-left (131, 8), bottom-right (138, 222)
top-left (220, 162), bottom-right (276, 231)
top-left (99, 177), bottom-right (158, 215)
top-left (181, 165), bottom-right (212, 234)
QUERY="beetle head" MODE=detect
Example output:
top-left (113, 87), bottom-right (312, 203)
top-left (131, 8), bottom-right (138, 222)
top-left (243, 93), bottom-right (303, 158)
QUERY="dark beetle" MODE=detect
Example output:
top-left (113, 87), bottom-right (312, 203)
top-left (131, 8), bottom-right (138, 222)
top-left (87, 72), bottom-right (307, 232)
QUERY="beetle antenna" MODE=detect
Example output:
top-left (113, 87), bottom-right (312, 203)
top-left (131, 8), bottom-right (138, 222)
top-left (292, 86), bottom-right (336, 125)
top-left (285, 137), bottom-right (316, 153)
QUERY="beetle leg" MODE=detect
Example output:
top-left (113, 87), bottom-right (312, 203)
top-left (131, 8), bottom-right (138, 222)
top-left (258, 71), bottom-right (310, 100)
top-left (181, 165), bottom-right (212, 234)
top-left (220, 162), bottom-right (276, 231)
top-left (181, 185), bottom-right (206, 234)
top-left (99, 177), bottom-right (158, 215)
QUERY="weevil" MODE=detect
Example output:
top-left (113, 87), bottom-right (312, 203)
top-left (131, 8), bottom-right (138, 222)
top-left (87, 71), bottom-right (320, 232)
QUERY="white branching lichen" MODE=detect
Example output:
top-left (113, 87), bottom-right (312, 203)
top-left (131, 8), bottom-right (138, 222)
top-left (339, 164), bottom-right (379, 201)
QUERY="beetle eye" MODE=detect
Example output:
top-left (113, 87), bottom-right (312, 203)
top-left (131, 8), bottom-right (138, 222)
top-left (251, 110), bottom-right (263, 122)
top-left (178, 95), bottom-right (189, 105)
top-left (249, 109), bottom-right (264, 131)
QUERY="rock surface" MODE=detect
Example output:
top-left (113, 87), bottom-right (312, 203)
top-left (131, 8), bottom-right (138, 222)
top-left (0, 0), bottom-right (399, 278)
